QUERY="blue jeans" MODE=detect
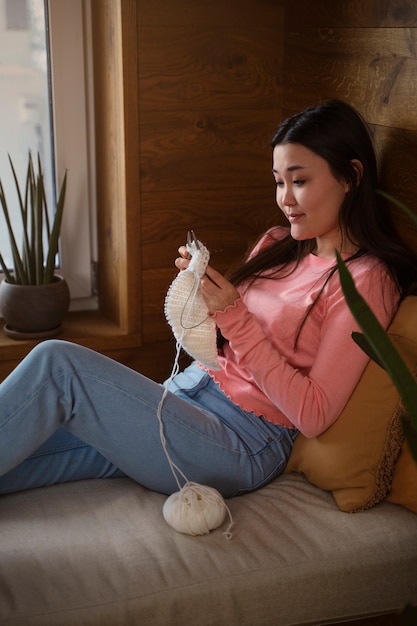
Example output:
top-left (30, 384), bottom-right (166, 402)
top-left (0, 340), bottom-right (297, 497)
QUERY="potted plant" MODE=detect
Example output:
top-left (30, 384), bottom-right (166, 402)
top-left (0, 152), bottom-right (69, 338)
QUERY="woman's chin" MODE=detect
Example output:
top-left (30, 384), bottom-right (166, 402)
top-left (289, 227), bottom-right (309, 241)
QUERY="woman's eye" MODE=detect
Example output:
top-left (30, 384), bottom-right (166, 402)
top-left (275, 180), bottom-right (284, 187)
top-left (293, 179), bottom-right (306, 186)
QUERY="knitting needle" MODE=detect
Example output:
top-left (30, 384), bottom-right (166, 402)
top-left (186, 230), bottom-right (200, 259)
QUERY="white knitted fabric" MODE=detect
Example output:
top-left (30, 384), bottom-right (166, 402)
top-left (164, 239), bottom-right (220, 370)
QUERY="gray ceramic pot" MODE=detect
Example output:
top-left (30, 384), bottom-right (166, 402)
top-left (0, 275), bottom-right (70, 338)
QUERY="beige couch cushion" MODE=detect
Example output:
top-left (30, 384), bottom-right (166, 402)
top-left (286, 296), bottom-right (417, 513)
top-left (1, 475), bottom-right (417, 625)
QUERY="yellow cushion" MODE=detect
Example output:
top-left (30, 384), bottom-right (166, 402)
top-left (285, 296), bottom-right (417, 513)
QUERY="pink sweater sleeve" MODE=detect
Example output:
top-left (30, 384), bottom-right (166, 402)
top-left (213, 266), bottom-right (399, 438)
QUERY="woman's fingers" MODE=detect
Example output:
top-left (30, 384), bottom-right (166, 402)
top-left (174, 246), bottom-right (190, 270)
top-left (201, 266), bottom-right (240, 313)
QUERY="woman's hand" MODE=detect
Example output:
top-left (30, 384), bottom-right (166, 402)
top-left (174, 246), bottom-right (239, 314)
top-left (200, 266), bottom-right (240, 315)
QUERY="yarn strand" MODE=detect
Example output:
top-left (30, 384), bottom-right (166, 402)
top-left (156, 330), bottom-right (234, 538)
top-left (157, 340), bottom-right (189, 491)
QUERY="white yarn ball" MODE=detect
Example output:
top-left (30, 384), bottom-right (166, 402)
top-left (163, 482), bottom-right (227, 536)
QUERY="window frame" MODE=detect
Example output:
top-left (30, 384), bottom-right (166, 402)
top-left (47, 0), bottom-right (97, 310)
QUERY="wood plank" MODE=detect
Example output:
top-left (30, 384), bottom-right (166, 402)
top-left (138, 0), bottom-right (284, 28)
top-left (138, 25), bottom-right (283, 112)
top-left (373, 125), bottom-right (417, 248)
top-left (373, 125), bottom-right (417, 211)
top-left (285, 0), bottom-right (417, 29)
top-left (138, 109), bottom-right (284, 192)
top-left (284, 27), bottom-right (417, 131)
top-left (120, 0), bottom-right (143, 334)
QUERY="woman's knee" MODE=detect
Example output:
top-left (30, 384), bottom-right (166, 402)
top-left (24, 340), bottom-right (87, 377)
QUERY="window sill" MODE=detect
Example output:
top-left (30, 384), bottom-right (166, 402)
top-left (0, 310), bottom-right (176, 383)
top-left (0, 310), bottom-right (141, 361)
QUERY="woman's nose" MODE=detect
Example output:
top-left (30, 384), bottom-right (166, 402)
top-left (281, 186), bottom-right (295, 207)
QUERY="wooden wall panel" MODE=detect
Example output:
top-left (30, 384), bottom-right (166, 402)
top-left (136, 0), bottom-right (286, 342)
top-left (285, 0), bottom-right (417, 28)
top-left (284, 28), bottom-right (417, 131)
top-left (373, 125), bottom-right (417, 242)
top-left (137, 0), bottom-right (285, 28)
top-left (138, 26), bottom-right (283, 112)
top-left (138, 110), bottom-right (277, 193)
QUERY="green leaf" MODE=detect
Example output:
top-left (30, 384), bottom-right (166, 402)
top-left (0, 165), bottom-right (28, 284)
top-left (336, 251), bottom-right (417, 428)
top-left (351, 332), bottom-right (385, 369)
top-left (0, 251), bottom-right (14, 283)
top-left (44, 169), bottom-right (67, 283)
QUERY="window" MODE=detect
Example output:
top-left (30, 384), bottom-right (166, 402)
top-left (5, 0), bottom-right (29, 30)
top-left (0, 0), bottom-right (97, 310)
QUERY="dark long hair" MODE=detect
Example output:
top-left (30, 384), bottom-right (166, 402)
top-left (228, 99), bottom-right (417, 299)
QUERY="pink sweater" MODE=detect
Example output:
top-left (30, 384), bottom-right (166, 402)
top-left (206, 227), bottom-right (399, 438)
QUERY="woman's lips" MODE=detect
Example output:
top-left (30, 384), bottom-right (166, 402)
top-left (287, 213), bottom-right (304, 223)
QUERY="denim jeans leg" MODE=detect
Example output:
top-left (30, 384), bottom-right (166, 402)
top-left (0, 340), bottom-right (296, 497)
top-left (0, 428), bottom-right (125, 494)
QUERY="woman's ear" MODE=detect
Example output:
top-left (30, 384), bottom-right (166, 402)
top-left (351, 159), bottom-right (364, 185)
top-left (343, 159), bottom-right (364, 192)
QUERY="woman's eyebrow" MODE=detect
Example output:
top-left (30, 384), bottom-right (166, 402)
top-left (272, 164), bottom-right (307, 174)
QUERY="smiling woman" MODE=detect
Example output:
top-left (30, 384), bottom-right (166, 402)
top-left (1, 99), bottom-right (417, 502)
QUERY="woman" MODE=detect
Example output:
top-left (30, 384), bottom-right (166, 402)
top-left (1, 99), bottom-right (416, 497)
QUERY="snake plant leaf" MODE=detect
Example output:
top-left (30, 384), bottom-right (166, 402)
top-left (44, 169), bottom-right (67, 283)
top-left (9, 153), bottom-right (34, 283)
top-left (0, 250), bottom-right (13, 283)
top-left (0, 173), bottom-right (28, 284)
top-left (33, 159), bottom-right (44, 284)
top-left (336, 251), bottom-right (417, 427)
top-left (351, 331), bottom-right (385, 369)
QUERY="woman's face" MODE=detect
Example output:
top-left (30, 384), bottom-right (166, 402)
top-left (272, 142), bottom-right (350, 258)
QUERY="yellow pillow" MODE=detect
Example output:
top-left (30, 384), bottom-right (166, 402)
top-left (285, 296), bottom-right (417, 513)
